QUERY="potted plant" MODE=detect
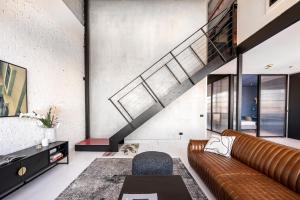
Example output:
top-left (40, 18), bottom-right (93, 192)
top-left (20, 107), bottom-right (59, 146)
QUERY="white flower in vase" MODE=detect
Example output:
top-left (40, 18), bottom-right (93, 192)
top-left (20, 107), bottom-right (59, 145)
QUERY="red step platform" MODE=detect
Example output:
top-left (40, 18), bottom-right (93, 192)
top-left (75, 138), bottom-right (111, 152)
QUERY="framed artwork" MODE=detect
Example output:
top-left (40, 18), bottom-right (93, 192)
top-left (0, 60), bottom-right (28, 117)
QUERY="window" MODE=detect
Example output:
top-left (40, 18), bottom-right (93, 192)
top-left (207, 84), bottom-right (212, 130)
top-left (259, 75), bottom-right (287, 137)
top-left (207, 76), bottom-right (230, 133)
top-left (212, 77), bottom-right (229, 133)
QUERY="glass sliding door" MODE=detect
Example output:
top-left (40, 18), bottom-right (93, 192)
top-left (241, 75), bottom-right (258, 136)
top-left (259, 75), bottom-right (287, 137)
top-left (212, 77), bottom-right (229, 133)
top-left (207, 84), bottom-right (212, 130)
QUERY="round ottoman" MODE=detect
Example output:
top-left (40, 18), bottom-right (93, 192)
top-left (132, 151), bottom-right (173, 176)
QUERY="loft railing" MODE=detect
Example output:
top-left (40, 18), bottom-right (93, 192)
top-left (108, 3), bottom-right (236, 125)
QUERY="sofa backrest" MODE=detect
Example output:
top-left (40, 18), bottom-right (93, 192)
top-left (223, 129), bottom-right (300, 193)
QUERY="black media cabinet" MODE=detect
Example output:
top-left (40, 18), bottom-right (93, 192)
top-left (0, 141), bottom-right (68, 199)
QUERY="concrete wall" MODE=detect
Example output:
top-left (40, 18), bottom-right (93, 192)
top-left (89, 0), bottom-right (208, 139)
top-left (63, 0), bottom-right (84, 25)
top-left (237, 0), bottom-right (299, 44)
top-left (0, 0), bottom-right (85, 154)
top-left (126, 78), bottom-right (208, 141)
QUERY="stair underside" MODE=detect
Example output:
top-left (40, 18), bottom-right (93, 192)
top-left (111, 56), bottom-right (232, 150)
top-left (76, 4), bottom-right (236, 152)
top-left (75, 53), bottom-right (235, 152)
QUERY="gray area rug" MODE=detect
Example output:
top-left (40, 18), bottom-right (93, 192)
top-left (56, 158), bottom-right (208, 200)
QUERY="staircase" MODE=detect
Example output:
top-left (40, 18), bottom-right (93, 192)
top-left (76, 3), bottom-right (237, 152)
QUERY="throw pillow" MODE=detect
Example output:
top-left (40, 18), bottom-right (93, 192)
top-left (204, 135), bottom-right (236, 157)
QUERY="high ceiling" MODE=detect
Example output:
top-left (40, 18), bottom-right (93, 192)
top-left (212, 21), bottom-right (300, 75)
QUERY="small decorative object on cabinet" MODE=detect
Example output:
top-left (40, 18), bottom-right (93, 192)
top-left (0, 141), bottom-right (68, 199)
top-left (44, 128), bottom-right (57, 143)
top-left (41, 138), bottom-right (49, 147)
top-left (20, 106), bottom-right (60, 143)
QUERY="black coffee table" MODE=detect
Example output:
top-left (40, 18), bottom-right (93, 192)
top-left (118, 175), bottom-right (192, 200)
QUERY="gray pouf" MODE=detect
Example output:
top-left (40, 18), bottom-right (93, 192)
top-left (132, 151), bottom-right (173, 176)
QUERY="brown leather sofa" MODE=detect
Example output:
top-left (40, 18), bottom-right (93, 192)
top-left (188, 129), bottom-right (300, 200)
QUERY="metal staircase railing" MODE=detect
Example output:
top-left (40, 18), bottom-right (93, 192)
top-left (108, 3), bottom-right (237, 128)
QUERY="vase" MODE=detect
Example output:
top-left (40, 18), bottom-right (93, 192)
top-left (44, 128), bottom-right (56, 143)
top-left (41, 138), bottom-right (49, 147)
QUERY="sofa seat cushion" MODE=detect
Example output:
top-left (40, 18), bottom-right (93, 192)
top-left (217, 174), bottom-right (300, 200)
top-left (190, 152), bottom-right (263, 198)
top-left (194, 151), bottom-right (260, 177)
top-left (223, 130), bottom-right (300, 193)
top-left (191, 151), bottom-right (300, 200)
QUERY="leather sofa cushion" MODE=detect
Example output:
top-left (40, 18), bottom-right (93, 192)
top-left (193, 151), bottom-right (259, 177)
top-left (191, 151), bottom-right (300, 199)
top-left (223, 130), bottom-right (300, 193)
top-left (217, 174), bottom-right (300, 200)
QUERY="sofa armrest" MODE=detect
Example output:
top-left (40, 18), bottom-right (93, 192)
top-left (188, 140), bottom-right (209, 154)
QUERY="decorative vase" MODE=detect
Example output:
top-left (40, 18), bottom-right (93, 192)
top-left (44, 128), bottom-right (56, 143)
top-left (41, 138), bottom-right (49, 147)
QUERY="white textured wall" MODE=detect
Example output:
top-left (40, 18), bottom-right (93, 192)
top-left (63, 0), bottom-right (84, 25)
top-left (0, 0), bottom-right (85, 155)
top-left (90, 0), bottom-right (208, 139)
top-left (126, 78), bottom-right (207, 141)
top-left (237, 0), bottom-right (298, 44)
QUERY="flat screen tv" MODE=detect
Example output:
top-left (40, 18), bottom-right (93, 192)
top-left (0, 60), bottom-right (27, 117)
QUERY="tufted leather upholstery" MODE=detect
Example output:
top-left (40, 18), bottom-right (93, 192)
top-left (188, 130), bottom-right (300, 200)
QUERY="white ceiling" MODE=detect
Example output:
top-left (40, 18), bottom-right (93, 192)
top-left (212, 21), bottom-right (300, 75)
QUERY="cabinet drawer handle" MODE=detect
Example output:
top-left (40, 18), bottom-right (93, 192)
top-left (18, 167), bottom-right (27, 176)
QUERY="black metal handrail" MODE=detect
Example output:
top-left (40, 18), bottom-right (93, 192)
top-left (108, 3), bottom-right (236, 124)
top-left (108, 5), bottom-right (231, 99)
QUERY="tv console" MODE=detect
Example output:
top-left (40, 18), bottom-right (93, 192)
top-left (0, 141), bottom-right (68, 199)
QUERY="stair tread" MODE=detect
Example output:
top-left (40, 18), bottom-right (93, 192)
top-left (76, 138), bottom-right (110, 146)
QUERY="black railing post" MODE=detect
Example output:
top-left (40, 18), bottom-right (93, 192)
top-left (200, 27), bottom-right (227, 62)
top-left (140, 76), bottom-right (165, 108)
top-left (170, 52), bottom-right (195, 85)
top-left (108, 3), bottom-right (235, 124)
top-left (117, 100), bottom-right (134, 121)
top-left (165, 64), bottom-right (181, 84)
top-left (141, 82), bottom-right (158, 103)
top-left (109, 98), bottom-right (131, 124)
top-left (189, 46), bottom-right (206, 66)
